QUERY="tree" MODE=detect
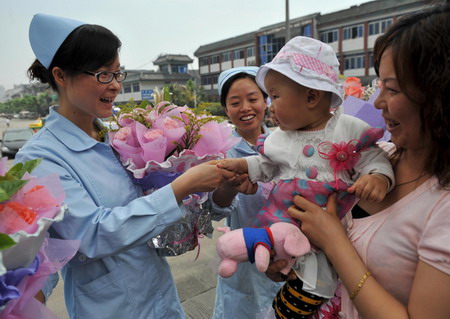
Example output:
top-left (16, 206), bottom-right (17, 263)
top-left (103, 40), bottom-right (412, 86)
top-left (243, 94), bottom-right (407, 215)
top-left (161, 80), bottom-right (208, 108)
top-left (0, 91), bottom-right (54, 117)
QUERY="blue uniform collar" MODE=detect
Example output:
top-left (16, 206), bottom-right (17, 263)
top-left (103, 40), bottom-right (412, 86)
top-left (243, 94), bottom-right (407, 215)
top-left (232, 125), bottom-right (270, 155)
top-left (45, 106), bottom-right (106, 152)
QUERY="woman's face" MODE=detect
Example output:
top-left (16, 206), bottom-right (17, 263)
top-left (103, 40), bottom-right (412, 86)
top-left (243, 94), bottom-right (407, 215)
top-left (63, 56), bottom-right (122, 121)
top-left (374, 48), bottom-right (426, 151)
top-left (224, 77), bottom-right (267, 134)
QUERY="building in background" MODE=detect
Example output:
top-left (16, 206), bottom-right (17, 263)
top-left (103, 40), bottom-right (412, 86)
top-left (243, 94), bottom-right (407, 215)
top-left (2, 54), bottom-right (199, 106)
top-left (194, 0), bottom-right (440, 98)
top-left (3, 83), bottom-right (49, 102)
top-left (115, 54), bottom-right (199, 104)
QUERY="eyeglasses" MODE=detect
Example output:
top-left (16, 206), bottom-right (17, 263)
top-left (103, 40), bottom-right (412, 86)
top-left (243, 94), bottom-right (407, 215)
top-left (83, 70), bottom-right (127, 84)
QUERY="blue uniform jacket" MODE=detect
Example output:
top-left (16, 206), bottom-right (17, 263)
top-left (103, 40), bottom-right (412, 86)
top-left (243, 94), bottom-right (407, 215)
top-left (15, 107), bottom-right (186, 319)
top-left (211, 127), bottom-right (283, 319)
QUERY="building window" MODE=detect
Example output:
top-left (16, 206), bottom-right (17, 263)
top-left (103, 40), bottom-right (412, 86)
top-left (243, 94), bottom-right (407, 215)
top-left (344, 55), bottom-right (365, 70)
top-left (320, 30), bottom-right (338, 43)
top-left (200, 57), bottom-right (209, 66)
top-left (210, 55), bottom-right (219, 64)
top-left (259, 34), bottom-right (285, 65)
top-left (132, 82), bottom-right (140, 92)
top-left (381, 19), bottom-right (393, 32)
top-left (201, 76), bottom-right (211, 85)
top-left (170, 65), bottom-right (187, 74)
top-left (123, 83), bottom-right (132, 93)
top-left (369, 18), bottom-right (393, 35)
top-left (178, 65), bottom-right (187, 73)
top-left (233, 49), bottom-right (245, 60)
top-left (247, 47), bottom-right (254, 57)
top-left (369, 53), bottom-right (374, 68)
top-left (212, 74), bottom-right (219, 84)
top-left (222, 52), bottom-right (231, 62)
top-left (301, 24), bottom-right (313, 37)
top-left (343, 25), bottom-right (363, 40)
top-left (160, 65), bottom-right (169, 73)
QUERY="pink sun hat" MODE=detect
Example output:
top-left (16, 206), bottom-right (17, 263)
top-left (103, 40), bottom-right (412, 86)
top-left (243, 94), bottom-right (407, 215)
top-left (256, 36), bottom-right (344, 108)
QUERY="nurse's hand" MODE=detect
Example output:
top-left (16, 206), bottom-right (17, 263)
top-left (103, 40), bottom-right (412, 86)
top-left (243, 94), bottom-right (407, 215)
top-left (172, 160), bottom-right (236, 203)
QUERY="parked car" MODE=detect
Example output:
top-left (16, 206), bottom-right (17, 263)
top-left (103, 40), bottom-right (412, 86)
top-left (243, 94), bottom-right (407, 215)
top-left (0, 128), bottom-right (34, 159)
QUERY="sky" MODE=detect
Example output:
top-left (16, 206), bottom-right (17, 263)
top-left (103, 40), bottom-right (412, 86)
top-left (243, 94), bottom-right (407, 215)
top-left (0, 0), bottom-right (367, 91)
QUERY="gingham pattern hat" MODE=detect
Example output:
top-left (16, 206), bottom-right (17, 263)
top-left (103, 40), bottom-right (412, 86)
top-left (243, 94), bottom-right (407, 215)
top-left (256, 36), bottom-right (344, 108)
top-left (29, 13), bottom-right (86, 69)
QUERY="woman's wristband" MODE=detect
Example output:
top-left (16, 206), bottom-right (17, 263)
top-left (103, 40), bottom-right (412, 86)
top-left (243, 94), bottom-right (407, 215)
top-left (349, 271), bottom-right (372, 300)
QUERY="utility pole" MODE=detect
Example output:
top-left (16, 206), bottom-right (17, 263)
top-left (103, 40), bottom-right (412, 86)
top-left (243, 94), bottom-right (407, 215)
top-left (285, 0), bottom-right (290, 42)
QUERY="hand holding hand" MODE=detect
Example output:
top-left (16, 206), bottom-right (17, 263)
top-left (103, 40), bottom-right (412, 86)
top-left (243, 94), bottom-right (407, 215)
top-left (347, 173), bottom-right (389, 202)
top-left (216, 158), bottom-right (248, 174)
top-left (229, 174), bottom-right (258, 195)
top-left (171, 160), bottom-right (236, 203)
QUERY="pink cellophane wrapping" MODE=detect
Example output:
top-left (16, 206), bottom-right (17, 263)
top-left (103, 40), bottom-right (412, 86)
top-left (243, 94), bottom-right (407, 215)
top-left (0, 173), bottom-right (65, 275)
top-left (0, 237), bottom-right (80, 319)
top-left (108, 104), bottom-right (241, 256)
top-left (126, 149), bottom-right (225, 178)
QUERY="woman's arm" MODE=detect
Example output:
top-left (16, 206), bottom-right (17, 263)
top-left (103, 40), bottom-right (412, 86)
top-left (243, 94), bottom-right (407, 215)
top-left (171, 160), bottom-right (237, 203)
top-left (288, 194), bottom-right (450, 319)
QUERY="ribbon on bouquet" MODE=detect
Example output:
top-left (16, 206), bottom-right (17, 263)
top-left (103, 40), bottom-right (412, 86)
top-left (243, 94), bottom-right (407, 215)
top-left (133, 171), bottom-right (204, 200)
top-left (169, 225), bottom-right (204, 261)
top-left (133, 171), bottom-right (181, 190)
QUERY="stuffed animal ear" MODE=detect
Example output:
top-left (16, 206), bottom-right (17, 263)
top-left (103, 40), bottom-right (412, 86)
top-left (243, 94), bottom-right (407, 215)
top-left (284, 231), bottom-right (310, 257)
top-left (218, 259), bottom-right (238, 278)
top-left (254, 245), bottom-right (271, 273)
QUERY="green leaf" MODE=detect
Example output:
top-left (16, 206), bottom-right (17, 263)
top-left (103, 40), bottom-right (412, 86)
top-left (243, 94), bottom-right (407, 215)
top-left (6, 158), bottom-right (42, 179)
top-left (163, 88), bottom-right (172, 103)
top-left (0, 179), bottom-right (28, 199)
top-left (0, 188), bottom-right (9, 202)
top-left (0, 233), bottom-right (16, 251)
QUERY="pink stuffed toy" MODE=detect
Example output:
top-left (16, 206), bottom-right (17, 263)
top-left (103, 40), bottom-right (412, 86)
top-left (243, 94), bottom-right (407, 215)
top-left (216, 222), bottom-right (310, 278)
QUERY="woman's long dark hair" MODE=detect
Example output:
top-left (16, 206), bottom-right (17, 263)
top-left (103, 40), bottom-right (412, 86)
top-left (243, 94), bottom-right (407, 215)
top-left (374, 4), bottom-right (450, 189)
top-left (28, 24), bottom-right (122, 91)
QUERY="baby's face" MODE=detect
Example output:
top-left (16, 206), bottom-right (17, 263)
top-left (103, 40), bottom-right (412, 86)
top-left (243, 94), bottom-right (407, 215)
top-left (264, 70), bottom-right (311, 131)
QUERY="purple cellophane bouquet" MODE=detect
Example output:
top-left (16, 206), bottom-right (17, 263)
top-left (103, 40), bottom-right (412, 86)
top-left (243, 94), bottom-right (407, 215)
top-left (108, 100), bottom-right (240, 256)
top-left (0, 157), bottom-right (79, 318)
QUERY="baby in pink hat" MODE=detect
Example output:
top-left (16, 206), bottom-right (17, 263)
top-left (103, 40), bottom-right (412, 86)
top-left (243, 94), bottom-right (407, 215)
top-left (218, 36), bottom-right (394, 318)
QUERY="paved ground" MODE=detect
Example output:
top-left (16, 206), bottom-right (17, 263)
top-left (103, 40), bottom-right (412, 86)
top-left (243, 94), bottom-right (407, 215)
top-left (46, 221), bottom-right (224, 319)
top-left (4, 117), bottom-right (225, 318)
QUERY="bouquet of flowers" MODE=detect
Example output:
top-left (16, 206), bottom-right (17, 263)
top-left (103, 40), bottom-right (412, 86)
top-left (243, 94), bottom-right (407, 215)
top-left (108, 99), bottom-right (240, 256)
top-left (341, 77), bottom-right (391, 141)
top-left (0, 157), bottom-right (79, 318)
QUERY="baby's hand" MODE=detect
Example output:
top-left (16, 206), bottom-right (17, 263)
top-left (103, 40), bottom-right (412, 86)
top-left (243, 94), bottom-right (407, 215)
top-left (217, 158), bottom-right (247, 174)
top-left (347, 174), bottom-right (389, 202)
top-left (229, 174), bottom-right (258, 195)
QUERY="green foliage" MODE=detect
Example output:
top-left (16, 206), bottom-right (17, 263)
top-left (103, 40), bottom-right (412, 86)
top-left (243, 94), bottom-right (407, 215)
top-left (0, 158), bottom-right (43, 251)
top-left (199, 102), bottom-right (226, 117)
top-left (0, 233), bottom-right (16, 251)
top-left (0, 159), bottom-right (42, 202)
top-left (158, 80), bottom-right (208, 108)
top-left (169, 110), bottom-right (218, 157)
top-left (0, 91), bottom-right (54, 116)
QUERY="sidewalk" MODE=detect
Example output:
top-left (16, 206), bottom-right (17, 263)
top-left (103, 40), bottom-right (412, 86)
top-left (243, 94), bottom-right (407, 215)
top-left (46, 220), bottom-right (225, 319)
